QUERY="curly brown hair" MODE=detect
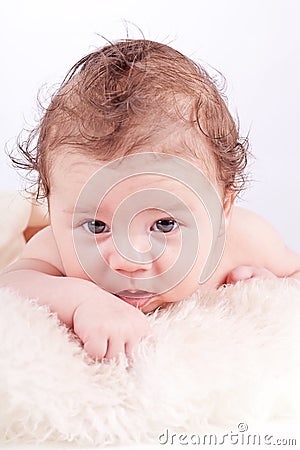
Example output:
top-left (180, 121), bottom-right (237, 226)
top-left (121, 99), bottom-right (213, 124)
top-left (10, 39), bottom-right (249, 200)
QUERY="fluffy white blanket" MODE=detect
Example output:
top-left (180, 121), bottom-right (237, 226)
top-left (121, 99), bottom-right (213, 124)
top-left (0, 278), bottom-right (300, 447)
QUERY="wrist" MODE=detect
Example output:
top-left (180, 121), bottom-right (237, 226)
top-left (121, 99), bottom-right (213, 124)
top-left (55, 276), bottom-right (103, 327)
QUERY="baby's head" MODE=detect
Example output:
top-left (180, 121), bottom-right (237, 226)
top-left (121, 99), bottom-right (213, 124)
top-left (16, 38), bottom-right (247, 201)
top-left (14, 39), bottom-right (249, 308)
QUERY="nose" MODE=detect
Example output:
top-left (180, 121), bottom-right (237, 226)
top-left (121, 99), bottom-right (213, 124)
top-left (106, 234), bottom-right (153, 275)
top-left (107, 251), bottom-right (153, 275)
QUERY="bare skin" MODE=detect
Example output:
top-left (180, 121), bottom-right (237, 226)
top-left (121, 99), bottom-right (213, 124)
top-left (1, 152), bottom-right (300, 362)
top-left (1, 206), bottom-right (300, 362)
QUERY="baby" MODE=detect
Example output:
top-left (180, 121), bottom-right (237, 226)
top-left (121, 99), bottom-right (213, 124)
top-left (1, 39), bottom-right (300, 362)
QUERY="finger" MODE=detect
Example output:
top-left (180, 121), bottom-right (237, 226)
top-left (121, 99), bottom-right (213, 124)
top-left (226, 265), bottom-right (276, 284)
top-left (226, 265), bottom-right (254, 284)
top-left (84, 338), bottom-right (108, 361)
top-left (125, 333), bottom-right (155, 362)
top-left (103, 338), bottom-right (125, 362)
top-left (252, 267), bottom-right (276, 278)
top-left (124, 340), bottom-right (137, 362)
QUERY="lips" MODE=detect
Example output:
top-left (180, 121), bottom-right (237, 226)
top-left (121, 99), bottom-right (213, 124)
top-left (115, 290), bottom-right (156, 308)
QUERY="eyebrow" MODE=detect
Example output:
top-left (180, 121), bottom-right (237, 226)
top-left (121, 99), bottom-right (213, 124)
top-left (62, 206), bottom-right (97, 215)
top-left (63, 202), bottom-right (194, 219)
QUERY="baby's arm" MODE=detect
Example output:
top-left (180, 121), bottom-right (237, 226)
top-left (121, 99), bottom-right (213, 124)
top-left (225, 208), bottom-right (300, 283)
top-left (0, 227), bottom-right (151, 360)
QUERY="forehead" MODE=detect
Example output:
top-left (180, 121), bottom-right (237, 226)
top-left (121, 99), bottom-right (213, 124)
top-left (49, 150), bottom-right (222, 225)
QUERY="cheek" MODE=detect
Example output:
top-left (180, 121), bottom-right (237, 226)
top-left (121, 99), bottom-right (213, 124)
top-left (154, 235), bottom-right (182, 269)
top-left (51, 215), bottom-right (90, 279)
top-left (158, 220), bottom-right (215, 302)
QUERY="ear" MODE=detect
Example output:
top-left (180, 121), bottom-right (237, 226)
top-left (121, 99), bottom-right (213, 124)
top-left (223, 191), bottom-right (236, 222)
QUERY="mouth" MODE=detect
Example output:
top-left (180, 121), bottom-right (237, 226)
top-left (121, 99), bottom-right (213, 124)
top-left (115, 290), bottom-right (156, 308)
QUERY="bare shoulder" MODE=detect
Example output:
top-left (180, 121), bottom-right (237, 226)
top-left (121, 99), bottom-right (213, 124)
top-left (5, 226), bottom-right (65, 276)
top-left (226, 206), bottom-right (300, 276)
top-left (229, 206), bottom-right (282, 245)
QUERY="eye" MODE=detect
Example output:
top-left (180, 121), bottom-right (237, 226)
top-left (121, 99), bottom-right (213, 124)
top-left (151, 218), bottom-right (179, 233)
top-left (82, 220), bottom-right (110, 234)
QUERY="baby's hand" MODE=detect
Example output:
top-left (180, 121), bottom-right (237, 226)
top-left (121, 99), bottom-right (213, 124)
top-left (225, 265), bottom-right (276, 284)
top-left (73, 294), bottom-right (152, 362)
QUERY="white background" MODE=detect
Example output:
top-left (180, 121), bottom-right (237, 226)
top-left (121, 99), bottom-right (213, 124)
top-left (0, 0), bottom-right (299, 252)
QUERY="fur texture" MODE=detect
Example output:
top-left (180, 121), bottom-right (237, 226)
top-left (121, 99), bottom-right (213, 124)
top-left (0, 278), bottom-right (300, 447)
